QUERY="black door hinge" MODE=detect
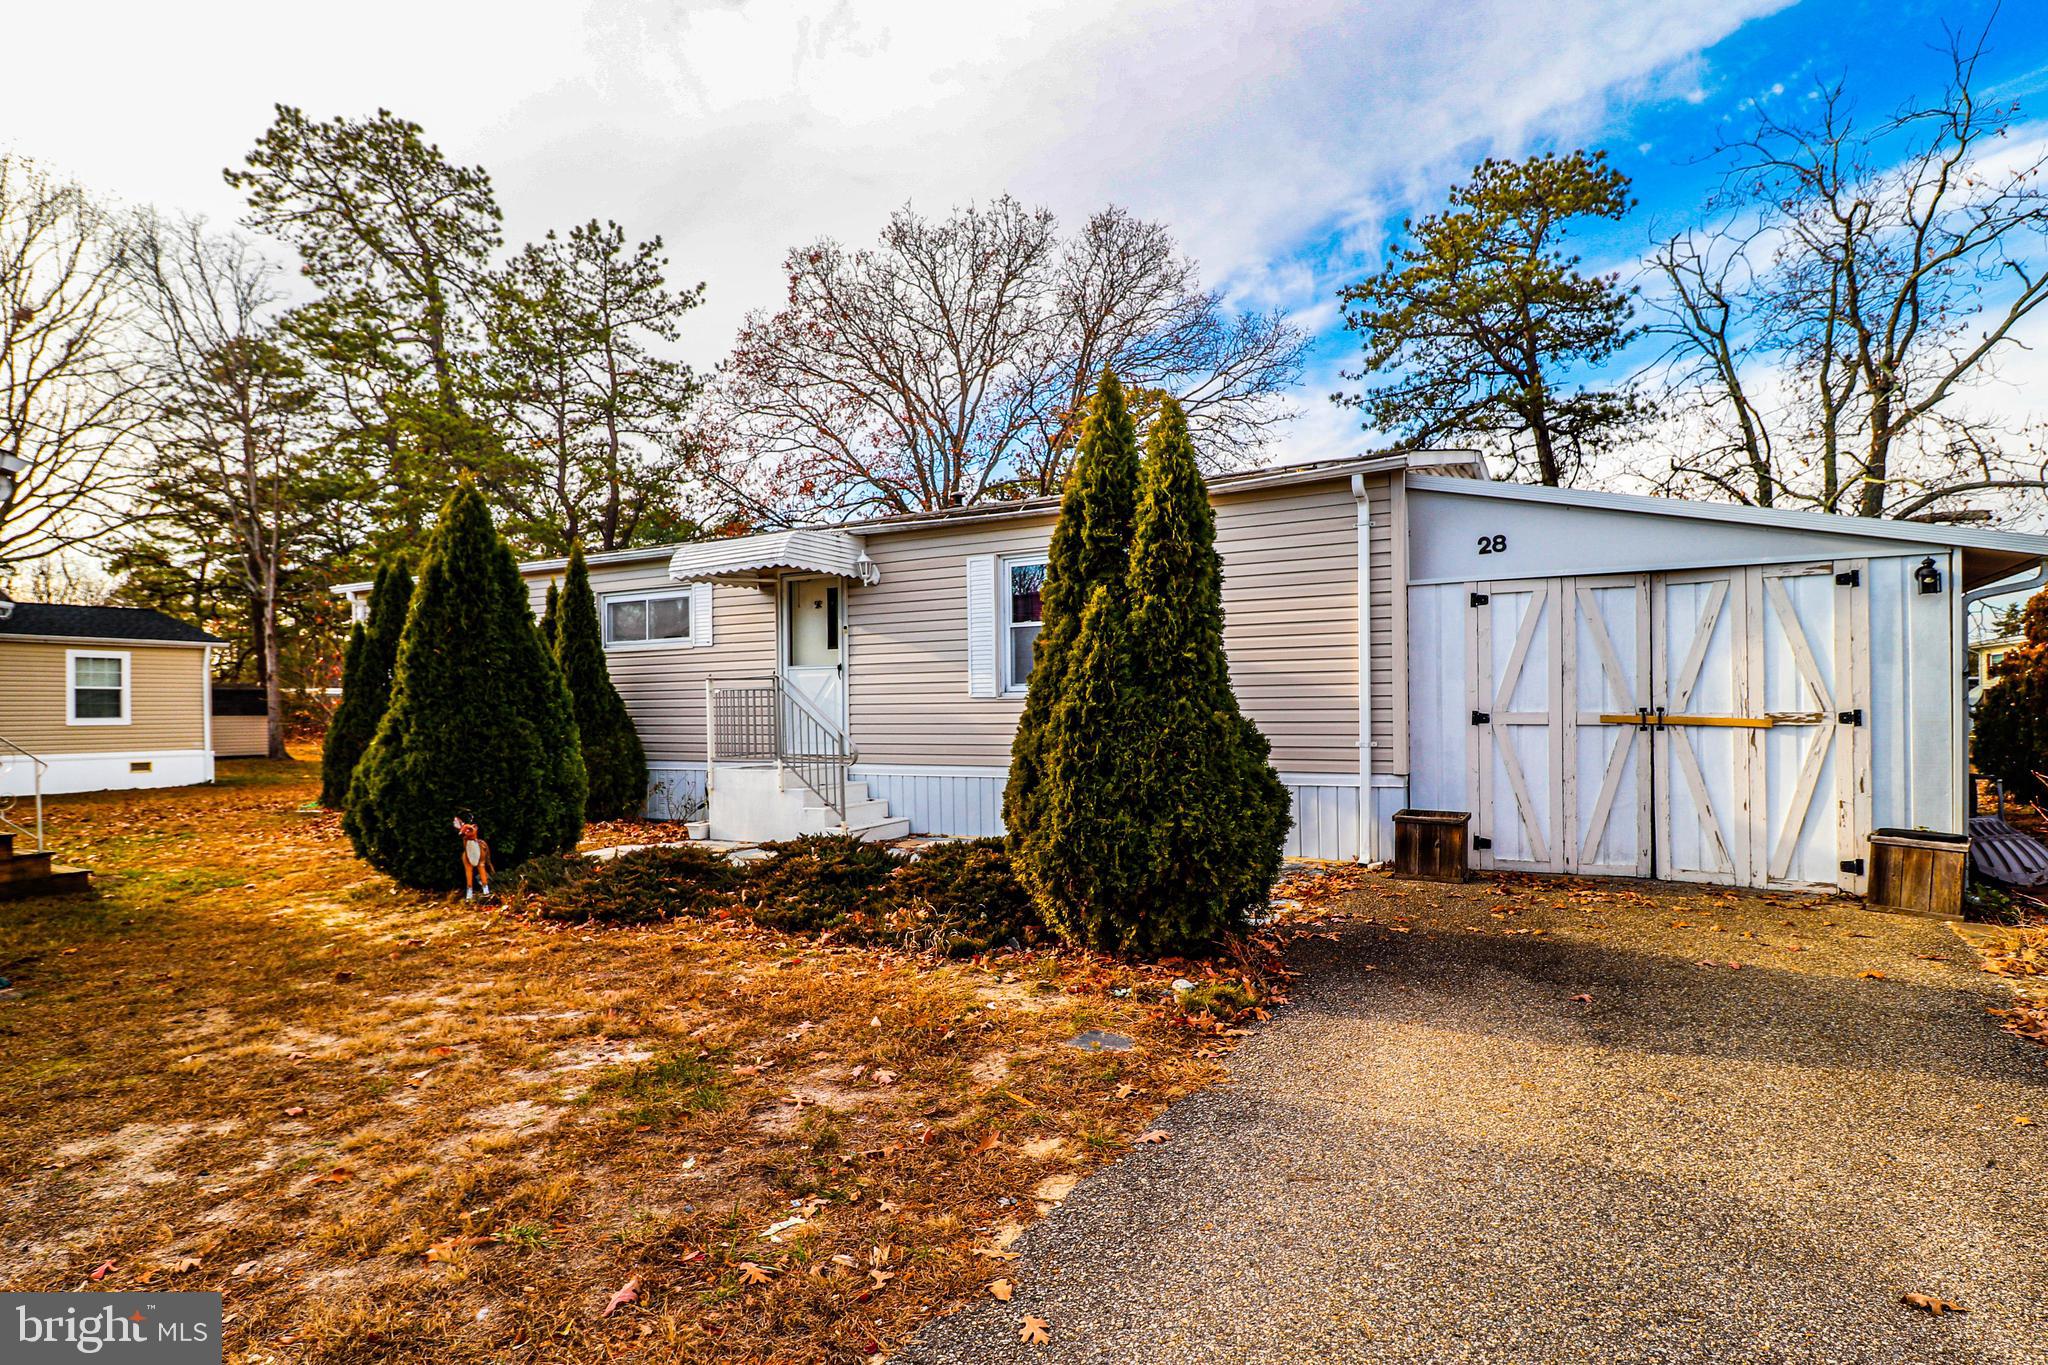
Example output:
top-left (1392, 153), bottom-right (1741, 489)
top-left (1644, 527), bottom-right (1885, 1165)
top-left (1470, 591), bottom-right (1490, 607)
top-left (1840, 858), bottom-right (1865, 875)
top-left (1837, 709), bottom-right (1863, 726)
top-left (1472, 836), bottom-right (1493, 851)
top-left (1471, 710), bottom-right (1491, 725)
top-left (1835, 570), bottom-right (1861, 587)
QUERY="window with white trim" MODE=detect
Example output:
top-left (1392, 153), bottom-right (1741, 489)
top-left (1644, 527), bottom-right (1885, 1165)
top-left (69, 651), bottom-right (130, 724)
top-left (1002, 558), bottom-right (1046, 692)
top-left (602, 587), bottom-right (695, 648)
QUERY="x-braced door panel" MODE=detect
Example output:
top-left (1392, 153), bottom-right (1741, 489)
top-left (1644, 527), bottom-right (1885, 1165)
top-left (1562, 576), bottom-right (1653, 877)
top-left (1469, 580), bottom-right (1564, 873)
top-left (1751, 564), bottom-right (1860, 890)
top-left (1651, 570), bottom-right (1751, 884)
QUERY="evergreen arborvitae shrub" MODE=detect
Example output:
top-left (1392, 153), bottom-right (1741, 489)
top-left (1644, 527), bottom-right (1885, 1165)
top-left (1973, 592), bottom-right (2048, 799)
top-left (538, 580), bottom-right (561, 651)
top-left (891, 837), bottom-right (1040, 955)
top-left (319, 560), bottom-right (414, 808)
top-left (555, 543), bottom-right (648, 820)
top-left (343, 484), bottom-right (586, 889)
top-left (1118, 398), bottom-right (1291, 953)
top-left (1005, 370), bottom-right (1141, 918)
top-left (1025, 583), bottom-right (1148, 949)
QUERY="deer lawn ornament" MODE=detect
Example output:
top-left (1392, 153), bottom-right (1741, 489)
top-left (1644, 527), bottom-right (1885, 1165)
top-left (453, 816), bottom-right (494, 900)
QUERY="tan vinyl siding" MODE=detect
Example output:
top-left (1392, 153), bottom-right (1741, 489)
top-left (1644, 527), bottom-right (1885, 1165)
top-left (0, 640), bottom-right (206, 754)
top-left (1368, 476), bottom-right (1401, 774)
top-left (850, 478), bottom-right (1367, 774)
top-left (526, 561), bottom-right (776, 764)
top-left (212, 714), bottom-right (270, 757)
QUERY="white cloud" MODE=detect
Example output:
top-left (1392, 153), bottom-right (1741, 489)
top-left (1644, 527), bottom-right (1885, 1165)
top-left (1, 0), bottom-right (1791, 469)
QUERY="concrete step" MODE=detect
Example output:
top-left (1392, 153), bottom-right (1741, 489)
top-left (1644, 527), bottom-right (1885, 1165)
top-left (0, 850), bottom-right (56, 882)
top-left (794, 799), bottom-right (893, 835)
top-left (0, 864), bottom-right (90, 901)
top-left (849, 818), bottom-right (911, 843)
top-left (798, 779), bottom-right (869, 810)
top-left (0, 831), bottom-right (13, 858)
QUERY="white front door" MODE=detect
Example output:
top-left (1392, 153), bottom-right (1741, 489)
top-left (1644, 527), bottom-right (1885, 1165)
top-left (782, 575), bottom-right (845, 727)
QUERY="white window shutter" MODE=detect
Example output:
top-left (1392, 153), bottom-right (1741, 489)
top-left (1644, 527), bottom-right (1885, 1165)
top-left (691, 582), bottom-right (714, 647)
top-left (965, 554), bottom-right (998, 697)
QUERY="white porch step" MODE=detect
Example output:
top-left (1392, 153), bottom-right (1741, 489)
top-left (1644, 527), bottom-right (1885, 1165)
top-left (847, 817), bottom-right (911, 842)
top-left (794, 798), bottom-right (893, 834)
top-left (799, 779), bottom-right (869, 809)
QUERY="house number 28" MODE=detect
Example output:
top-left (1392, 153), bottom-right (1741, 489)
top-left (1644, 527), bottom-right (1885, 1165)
top-left (1477, 534), bottom-right (1507, 554)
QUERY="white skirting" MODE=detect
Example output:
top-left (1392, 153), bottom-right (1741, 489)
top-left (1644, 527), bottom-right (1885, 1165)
top-left (1, 748), bottom-right (215, 797)
top-left (643, 762), bottom-right (709, 821)
top-left (850, 763), bottom-right (1372, 861)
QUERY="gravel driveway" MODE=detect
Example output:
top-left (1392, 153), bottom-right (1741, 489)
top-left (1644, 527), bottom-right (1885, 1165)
top-left (897, 876), bottom-right (2047, 1364)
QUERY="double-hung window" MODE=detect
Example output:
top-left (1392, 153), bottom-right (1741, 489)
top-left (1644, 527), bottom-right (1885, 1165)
top-left (69, 651), bottom-right (130, 725)
top-left (603, 588), bottom-right (694, 648)
top-left (1002, 558), bottom-right (1046, 693)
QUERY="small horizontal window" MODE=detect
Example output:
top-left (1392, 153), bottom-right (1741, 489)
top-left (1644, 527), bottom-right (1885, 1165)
top-left (604, 589), bottom-right (694, 647)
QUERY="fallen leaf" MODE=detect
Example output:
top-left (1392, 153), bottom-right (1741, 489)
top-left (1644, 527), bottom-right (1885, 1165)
top-left (971, 1131), bottom-right (1002, 1156)
top-left (1113, 1083), bottom-right (1135, 1100)
top-left (873, 1069), bottom-right (899, 1085)
top-left (166, 1256), bottom-right (201, 1273)
top-left (311, 1167), bottom-right (352, 1185)
top-left (1570, 993), bottom-right (1593, 1004)
top-left (1019, 1315), bottom-right (1051, 1345)
top-left (2013, 1115), bottom-right (2036, 1127)
top-left (1861, 971), bottom-right (1888, 980)
top-left (283, 1106), bottom-right (306, 1118)
top-left (88, 1260), bottom-right (115, 1281)
top-left (1133, 1130), bottom-right (1169, 1145)
top-left (988, 1279), bottom-right (1014, 1301)
top-left (425, 1234), bottom-right (496, 1263)
top-left (1901, 1292), bottom-right (1967, 1316)
top-left (603, 1276), bottom-right (641, 1315)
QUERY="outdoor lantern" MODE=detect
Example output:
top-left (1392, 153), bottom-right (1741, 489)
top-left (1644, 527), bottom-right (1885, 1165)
top-left (1915, 556), bottom-right (1943, 594)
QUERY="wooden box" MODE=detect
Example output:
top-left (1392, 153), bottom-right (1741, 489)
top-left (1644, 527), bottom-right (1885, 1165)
top-left (1393, 809), bottom-right (1470, 883)
top-left (1866, 829), bottom-right (1969, 918)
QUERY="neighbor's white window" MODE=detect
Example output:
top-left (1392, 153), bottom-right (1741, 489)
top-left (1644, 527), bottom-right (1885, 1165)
top-left (68, 650), bottom-right (131, 725)
top-left (602, 587), bottom-right (694, 648)
top-left (1002, 558), bottom-right (1046, 692)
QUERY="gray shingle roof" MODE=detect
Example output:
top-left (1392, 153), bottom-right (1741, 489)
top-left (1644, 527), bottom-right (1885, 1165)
top-left (0, 601), bottom-right (223, 644)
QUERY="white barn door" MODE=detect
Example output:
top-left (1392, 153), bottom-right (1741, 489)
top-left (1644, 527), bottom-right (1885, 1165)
top-left (1652, 571), bottom-right (1753, 884)
top-left (1562, 576), bottom-right (1654, 877)
top-left (1750, 563), bottom-right (1865, 890)
top-left (1469, 580), bottom-right (1565, 873)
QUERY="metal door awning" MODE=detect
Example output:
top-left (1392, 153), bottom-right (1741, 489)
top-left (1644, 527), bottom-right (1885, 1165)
top-left (667, 529), bottom-right (877, 585)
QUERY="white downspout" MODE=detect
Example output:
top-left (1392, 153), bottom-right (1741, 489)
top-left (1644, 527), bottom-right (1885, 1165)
top-left (1351, 474), bottom-right (1375, 863)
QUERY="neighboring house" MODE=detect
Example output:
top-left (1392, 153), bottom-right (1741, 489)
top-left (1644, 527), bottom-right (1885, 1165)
top-left (1967, 634), bottom-right (2022, 710)
top-left (338, 453), bottom-right (2048, 894)
top-left (0, 601), bottom-right (223, 795)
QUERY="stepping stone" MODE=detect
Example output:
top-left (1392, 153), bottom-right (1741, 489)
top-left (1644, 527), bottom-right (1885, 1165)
top-left (1063, 1030), bottom-right (1134, 1052)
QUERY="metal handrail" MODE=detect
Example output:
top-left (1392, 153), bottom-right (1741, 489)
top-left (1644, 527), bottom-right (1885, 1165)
top-left (0, 732), bottom-right (47, 852)
top-left (707, 676), bottom-right (854, 829)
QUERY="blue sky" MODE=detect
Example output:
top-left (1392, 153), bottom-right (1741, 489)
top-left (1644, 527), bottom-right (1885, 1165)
top-left (2, 1), bottom-right (2042, 467)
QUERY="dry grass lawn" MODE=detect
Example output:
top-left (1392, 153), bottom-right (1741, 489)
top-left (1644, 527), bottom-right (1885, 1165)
top-left (0, 760), bottom-right (1279, 1364)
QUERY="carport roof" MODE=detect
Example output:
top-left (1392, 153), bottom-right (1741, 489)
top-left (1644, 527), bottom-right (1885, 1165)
top-left (1407, 475), bottom-right (2048, 589)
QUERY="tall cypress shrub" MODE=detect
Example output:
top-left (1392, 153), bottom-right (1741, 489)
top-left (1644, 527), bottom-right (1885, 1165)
top-left (538, 580), bottom-right (561, 650)
top-left (344, 484), bottom-right (586, 889)
top-left (319, 560), bottom-right (414, 808)
top-left (1120, 398), bottom-right (1291, 952)
top-left (556, 543), bottom-right (648, 820)
top-left (1004, 369), bottom-right (1140, 857)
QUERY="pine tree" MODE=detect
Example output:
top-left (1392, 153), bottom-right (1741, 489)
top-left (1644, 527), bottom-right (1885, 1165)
top-left (344, 484), bottom-right (586, 889)
top-left (555, 543), bottom-right (648, 820)
top-left (1004, 369), bottom-right (1140, 858)
top-left (1120, 398), bottom-right (1291, 951)
top-left (319, 559), bottom-right (414, 807)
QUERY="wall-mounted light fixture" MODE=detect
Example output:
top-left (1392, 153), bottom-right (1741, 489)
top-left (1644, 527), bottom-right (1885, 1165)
top-left (1914, 557), bottom-right (1944, 595)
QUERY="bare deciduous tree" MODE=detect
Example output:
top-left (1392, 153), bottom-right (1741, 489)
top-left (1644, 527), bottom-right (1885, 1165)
top-left (0, 155), bottom-right (147, 576)
top-left (1646, 22), bottom-right (2048, 520)
top-left (124, 213), bottom-right (322, 757)
top-left (708, 197), bottom-right (1306, 521)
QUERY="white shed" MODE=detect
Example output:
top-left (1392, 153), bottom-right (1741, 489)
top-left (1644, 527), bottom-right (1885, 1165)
top-left (1401, 477), bottom-right (2048, 895)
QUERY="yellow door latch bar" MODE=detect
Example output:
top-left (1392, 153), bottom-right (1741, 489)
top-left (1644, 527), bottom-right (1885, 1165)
top-left (1597, 713), bottom-right (1776, 729)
